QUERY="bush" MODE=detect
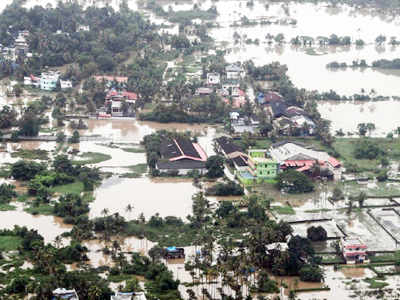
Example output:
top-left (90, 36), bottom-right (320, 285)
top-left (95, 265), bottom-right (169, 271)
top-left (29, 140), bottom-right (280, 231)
top-left (376, 169), bottom-right (388, 182)
top-left (307, 226), bottom-right (328, 241)
top-left (299, 264), bottom-right (324, 282)
top-left (205, 180), bottom-right (244, 196)
top-left (353, 139), bottom-right (385, 159)
top-left (11, 160), bottom-right (45, 181)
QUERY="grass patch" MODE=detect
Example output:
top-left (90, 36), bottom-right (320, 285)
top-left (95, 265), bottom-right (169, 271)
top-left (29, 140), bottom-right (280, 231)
top-left (370, 251), bottom-right (400, 263)
top-left (363, 277), bottom-right (389, 289)
top-left (108, 274), bottom-right (135, 283)
top-left (0, 203), bottom-right (16, 211)
top-left (121, 147), bottom-right (146, 153)
top-left (11, 149), bottom-right (49, 160)
top-left (340, 181), bottom-right (400, 198)
top-left (271, 205), bottom-right (295, 215)
top-left (119, 173), bottom-right (142, 178)
top-left (50, 181), bottom-right (84, 195)
top-left (24, 204), bottom-right (54, 215)
top-left (72, 152), bottom-right (111, 165)
top-left (0, 236), bottom-right (22, 251)
top-left (333, 138), bottom-right (400, 172)
top-left (127, 163), bottom-right (147, 174)
top-left (0, 164), bottom-right (11, 178)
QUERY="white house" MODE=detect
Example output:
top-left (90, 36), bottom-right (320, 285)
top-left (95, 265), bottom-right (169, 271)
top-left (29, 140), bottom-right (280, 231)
top-left (40, 72), bottom-right (60, 91)
top-left (207, 73), bottom-right (220, 85)
top-left (60, 80), bottom-right (73, 89)
top-left (226, 64), bottom-right (244, 79)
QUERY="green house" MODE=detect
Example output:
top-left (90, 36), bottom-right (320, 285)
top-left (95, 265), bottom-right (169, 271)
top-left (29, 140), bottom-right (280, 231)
top-left (248, 149), bottom-right (279, 180)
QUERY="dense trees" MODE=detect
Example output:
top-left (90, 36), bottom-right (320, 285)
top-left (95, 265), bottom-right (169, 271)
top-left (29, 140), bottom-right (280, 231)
top-left (0, 1), bottom-right (160, 80)
top-left (276, 169), bottom-right (315, 193)
top-left (205, 180), bottom-right (244, 196)
top-left (307, 226), bottom-right (328, 241)
top-left (353, 139), bottom-right (385, 159)
top-left (205, 155), bottom-right (225, 178)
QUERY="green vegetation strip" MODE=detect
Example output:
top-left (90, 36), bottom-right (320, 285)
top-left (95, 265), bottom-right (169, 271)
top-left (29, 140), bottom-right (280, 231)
top-left (72, 152), bottom-right (111, 165)
top-left (271, 206), bottom-right (296, 215)
top-left (11, 149), bottom-right (49, 160)
top-left (0, 236), bottom-right (22, 251)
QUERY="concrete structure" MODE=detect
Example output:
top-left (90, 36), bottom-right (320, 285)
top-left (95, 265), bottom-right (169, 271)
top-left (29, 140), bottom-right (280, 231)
top-left (195, 87), bottom-right (213, 96)
top-left (52, 288), bottom-right (79, 300)
top-left (247, 149), bottom-right (279, 179)
top-left (111, 292), bottom-right (147, 300)
top-left (215, 136), bottom-right (243, 159)
top-left (40, 72), bottom-right (60, 91)
top-left (270, 141), bottom-right (342, 180)
top-left (226, 63), bottom-right (244, 79)
top-left (207, 72), bottom-right (220, 85)
top-left (24, 74), bottom-right (40, 87)
top-left (340, 237), bottom-right (369, 264)
top-left (60, 80), bottom-right (73, 89)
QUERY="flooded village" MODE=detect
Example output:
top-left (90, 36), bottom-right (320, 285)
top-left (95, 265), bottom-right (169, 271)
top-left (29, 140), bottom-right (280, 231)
top-left (0, 0), bottom-right (400, 299)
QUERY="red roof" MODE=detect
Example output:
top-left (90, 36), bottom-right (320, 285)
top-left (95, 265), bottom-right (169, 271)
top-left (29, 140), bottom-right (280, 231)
top-left (328, 157), bottom-right (341, 168)
top-left (94, 75), bottom-right (128, 83)
top-left (106, 90), bottom-right (137, 101)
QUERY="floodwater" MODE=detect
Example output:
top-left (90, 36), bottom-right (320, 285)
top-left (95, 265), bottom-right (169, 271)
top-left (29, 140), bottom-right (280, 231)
top-left (0, 203), bottom-right (71, 243)
top-left (318, 100), bottom-right (400, 135)
top-left (91, 176), bottom-right (200, 220)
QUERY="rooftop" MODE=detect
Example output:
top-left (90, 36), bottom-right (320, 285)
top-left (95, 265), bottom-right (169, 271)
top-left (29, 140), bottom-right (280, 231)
top-left (215, 136), bottom-right (242, 155)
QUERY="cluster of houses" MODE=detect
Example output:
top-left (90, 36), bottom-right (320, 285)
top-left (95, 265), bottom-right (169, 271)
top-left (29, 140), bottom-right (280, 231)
top-left (195, 63), bottom-right (248, 109)
top-left (0, 30), bottom-right (31, 62)
top-left (257, 91), bottom-right (316, 136)
top-left (93, 75), bottom-right (137, 118)
top-left (215, 137), bottom-right (342, 185)
top-left (52, 289), bottom-right (146, 300)
top-left (24, 71), bottom-right (73, 91)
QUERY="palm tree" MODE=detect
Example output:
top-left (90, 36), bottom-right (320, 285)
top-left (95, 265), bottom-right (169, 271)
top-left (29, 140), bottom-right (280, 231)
top-left (125, 203), bottom-right (134, 220)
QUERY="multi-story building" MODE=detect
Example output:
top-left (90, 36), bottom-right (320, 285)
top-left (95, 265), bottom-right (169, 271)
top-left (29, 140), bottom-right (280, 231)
top-left (340, 237), bottom-right (369, 264)
top-left (247, 149), bottom-right (279, 180)
top-left (40, 72), bottom-right (60, 91)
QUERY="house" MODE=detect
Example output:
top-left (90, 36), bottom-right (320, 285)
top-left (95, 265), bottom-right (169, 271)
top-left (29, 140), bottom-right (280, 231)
top-left (94, 75), bottom-right (128, 84)
top-left (14, 34), bottom-right (29, 56)
top-left (111, 292), bottom-right (147, 300)
top-left (52, 288), bottom-right (79, 300)
top-left (290, 115), bottom-right (315, 134)
top-left (60, 80), bottom-right (73, 89)
top-left (232, 154), bottom-right (249, 171)
top-left (77, 25), bottom-right (90, 32)
top-left (340, 237), bottom-right (369, 264)
top-left (215, 136), bottom-right (243, 159)
top-left (268, 99), bottom-right (288, 118)
top-left (269, 141), bottom-right (342, 180)
top-left (229, 111), bottom-right (240, 122)
top-left (207, 73), bottom-right (220, 85)
top-left (226, 63), bottom-right (244, 79)
top-left (24, 74), bottom-right (40, 87)
top-left (257, 91), bottom-right (283, 105)
top-left (273, 117), bottom-right (294, 135)
top-left (247, 149), bottom-right (279, 180)
top-left (164, 246), bottom-right (185, 259)
top-left (156, 138), bottom-right (208, 175)
top-left (40, 71), bottom-right (60, 91)
top-left (284, 106), bottom-right (306, 118)
top-left (223, 89), bottom-right (246, 108)
top-left (195, 87), bottom-right (213, 96)
top-left (106, 90), bottom-right (137, 102)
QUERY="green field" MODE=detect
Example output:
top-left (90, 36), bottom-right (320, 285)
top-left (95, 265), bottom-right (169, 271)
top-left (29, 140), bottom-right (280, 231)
top-left (0, 236), bottom-right (22, 251)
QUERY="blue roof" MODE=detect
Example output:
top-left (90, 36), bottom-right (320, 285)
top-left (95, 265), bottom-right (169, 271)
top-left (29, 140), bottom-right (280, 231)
top-left (167, 246), bottom-right (177, 251)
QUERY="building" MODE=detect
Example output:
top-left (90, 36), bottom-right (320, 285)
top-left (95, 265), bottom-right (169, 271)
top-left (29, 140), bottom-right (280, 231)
top-left (207, 72), bottom-right (220, 85)
top-left (156, 138), bottom-right (208, 175)
top-left (290, 115), bottom-right (315, 134)
top-left (340, 237), bottom-right (369, 264)
top-left (60, 80), bottom-right (73, 89)
top-left (195, 87), bottom-right (213, 96)
top-left (14, 33), bottom-right (29, 56)
top-left (106, 90), bottom-right (137, 117)
top-left (268, 99), bottom-right (288, 118)
top-left (284, 106), bottom-right (306, 118)
top-left (52, 288), bottom-right (79, 300)
top-left (215, 136), bottom-right (243, 159)
top-left (247, 149), bottom-right (279, 179)
top-left (257, 91), bottom-right (283, 105)
top-left (40, 72), bottom-right (60, 91)
top-left (269, 141), bottom-right (342, 180)
top-left (226, 63), bottom-right (244, 79)
top-left (94, 75), bottom-right (128, 84)
top-left (24, 74), bottom-right (40, 87)
top-left (111, 292), bottom-right (147, 300)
